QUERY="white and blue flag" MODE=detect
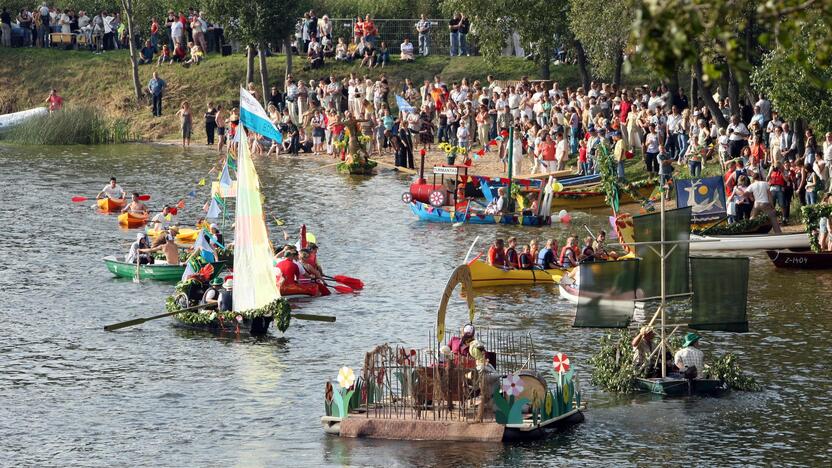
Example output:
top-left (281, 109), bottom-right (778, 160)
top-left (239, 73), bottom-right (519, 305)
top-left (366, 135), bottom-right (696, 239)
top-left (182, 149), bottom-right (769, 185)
top-left (239, 87), bottom-right (283, 143)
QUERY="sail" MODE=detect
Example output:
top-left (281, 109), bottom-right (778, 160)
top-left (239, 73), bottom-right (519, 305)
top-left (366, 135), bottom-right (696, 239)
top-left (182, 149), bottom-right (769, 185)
top-left (233, 126), bottom-right (280, 311)
top-left (633, 206), bottom-right (692, 298)
top-left (689, 257), bottom-right (749, 332)
top-left (572, 259), bottom-right (639, 328)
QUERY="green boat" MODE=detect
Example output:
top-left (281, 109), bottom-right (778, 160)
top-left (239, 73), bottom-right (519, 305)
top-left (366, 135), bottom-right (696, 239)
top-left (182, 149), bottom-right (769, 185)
top-left (103, 256), bottom-right (226, 282)
top-left (635, 376), bottom-right (726, 396)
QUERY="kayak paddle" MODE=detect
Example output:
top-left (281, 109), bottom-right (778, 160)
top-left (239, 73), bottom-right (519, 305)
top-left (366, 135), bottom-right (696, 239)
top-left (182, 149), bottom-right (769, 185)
top-left (325, 275), bottom-right (364, 290)
top-left (73, 194), bottom-right (151, 202)
top-left (325, 281), bottom-right (354, 294)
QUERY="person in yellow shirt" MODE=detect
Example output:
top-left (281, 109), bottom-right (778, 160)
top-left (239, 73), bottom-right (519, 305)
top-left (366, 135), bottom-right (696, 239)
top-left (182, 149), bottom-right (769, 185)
top-left (613, 132), bottom-right (626, 181)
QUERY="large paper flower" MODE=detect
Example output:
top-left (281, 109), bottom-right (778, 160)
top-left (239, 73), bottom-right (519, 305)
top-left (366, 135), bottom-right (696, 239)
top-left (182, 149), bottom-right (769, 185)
top-left (337, 366), bottom-right (355, 389)
top-left (502, 373), bottom-right (524, 397)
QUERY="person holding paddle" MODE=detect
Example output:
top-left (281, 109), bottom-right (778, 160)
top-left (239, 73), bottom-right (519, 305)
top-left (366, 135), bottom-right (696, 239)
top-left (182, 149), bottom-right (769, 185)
top-left (126, 232), bottom-right (153, 265)
top-left (122, 192), bottom-right (149, 215)
top-left (97, 177), bottom-right (125, 200)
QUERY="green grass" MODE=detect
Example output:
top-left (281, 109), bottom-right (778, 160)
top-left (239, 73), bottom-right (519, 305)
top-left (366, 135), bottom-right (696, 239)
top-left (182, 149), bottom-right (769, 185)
top-left (1, 105), bottom-right (134, 144)
top-left (0, 48), bottom-right (658, 141)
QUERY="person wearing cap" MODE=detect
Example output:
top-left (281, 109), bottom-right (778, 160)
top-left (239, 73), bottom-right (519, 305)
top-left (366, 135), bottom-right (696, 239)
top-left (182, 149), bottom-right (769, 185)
top-left (126, 232), bottom-right (153, 265)
top-left (449, 323), bottom-right (476, 357)
top-left (151, 205), bottom-right (174, 231)
top-left (632, 326), bottom-right (657, 374)
top-left (202, 277), bottom-right (224, 305)
top-left (612, 132), bottom-right (626, 181)
top-left (674, 332), bottom-right (705, 378)
top-left (209, 223), bottom-right (223, 247)
top-left (218, 278), bottom-right (233, 311)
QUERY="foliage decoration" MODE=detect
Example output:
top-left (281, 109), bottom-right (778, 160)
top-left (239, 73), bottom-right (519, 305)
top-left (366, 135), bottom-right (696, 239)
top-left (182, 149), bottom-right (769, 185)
top-left (800, 203), bottom-right (832, 252)
top-left (589, 330), bottom-right (640, 393)
top-left (704, 353), bottom-right (761, 392)
top-left (693, 214), bottom-right (770, 236)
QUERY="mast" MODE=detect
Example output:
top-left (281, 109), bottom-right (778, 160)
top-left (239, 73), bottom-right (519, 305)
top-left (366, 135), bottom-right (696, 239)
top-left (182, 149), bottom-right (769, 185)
top-left (660, 186), bottom-right (667, 378)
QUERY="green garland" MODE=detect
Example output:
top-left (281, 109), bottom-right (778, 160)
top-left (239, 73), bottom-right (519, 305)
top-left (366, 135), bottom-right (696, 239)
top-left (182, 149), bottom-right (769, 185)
top-left (800, 203), bottom-right (832, 251)
top-left (589, 331), bottom-right (640, 393)
top-left (703, 353), bottom-right (761, 391)
top-left (594, 142), bottom-right (656, 210)
top-left (693, 214), bottom-right (770, 236)
top-left (166, 287), bottom-right (292, 332)
top-left (337, 159), bottom-right (378, 174)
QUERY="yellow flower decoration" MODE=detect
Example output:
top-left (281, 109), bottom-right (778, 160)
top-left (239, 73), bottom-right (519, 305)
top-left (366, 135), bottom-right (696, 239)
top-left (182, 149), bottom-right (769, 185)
top-left (544, 391), bottom-right (553, 415)
top-left (337, 366), bottom-right (355, 389)
top-left (562, 381), bottom-right (571, 404)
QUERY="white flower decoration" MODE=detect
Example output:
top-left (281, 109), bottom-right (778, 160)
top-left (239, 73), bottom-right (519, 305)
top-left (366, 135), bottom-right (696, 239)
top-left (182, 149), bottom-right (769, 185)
top-left (337, 366), bottom-right (355, 389)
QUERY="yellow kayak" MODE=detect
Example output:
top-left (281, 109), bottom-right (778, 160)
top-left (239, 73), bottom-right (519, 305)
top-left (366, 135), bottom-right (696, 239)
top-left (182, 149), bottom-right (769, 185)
top-left (146, 227), bottom-right (200, 244)
top-left (468, 259), bottom-right (572, 288)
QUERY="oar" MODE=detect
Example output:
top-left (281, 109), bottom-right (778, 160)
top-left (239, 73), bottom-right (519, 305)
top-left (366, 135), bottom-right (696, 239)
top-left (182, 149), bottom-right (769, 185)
top-left (312, 161), bottom-right (342, 171)
top-left (104, 302), bottom-right (217, 331)
top-left (74, 194), bottom-right (150, 203)
top-left (133, 255), bottom-right (141, 284)
top-left (292, 313), bottom-right (336, 322)
top-left (324, 281), bottom-right (354, 294)
top-left (452, 199), bottom-right (473, 228)
top-left (324, 275), bottom-right (364, 290)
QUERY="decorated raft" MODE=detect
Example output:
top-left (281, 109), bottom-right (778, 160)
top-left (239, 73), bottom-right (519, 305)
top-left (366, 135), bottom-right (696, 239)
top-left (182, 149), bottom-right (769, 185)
top-left (321, 264), bottom-right (584, 442)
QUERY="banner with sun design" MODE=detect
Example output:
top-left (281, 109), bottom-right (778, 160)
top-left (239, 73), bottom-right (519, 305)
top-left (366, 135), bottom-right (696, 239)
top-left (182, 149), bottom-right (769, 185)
top-left (675, 176), bottom-right (726, 221)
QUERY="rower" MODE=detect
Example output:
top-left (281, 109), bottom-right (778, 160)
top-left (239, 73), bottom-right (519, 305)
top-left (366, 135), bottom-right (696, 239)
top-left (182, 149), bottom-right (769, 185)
top-left (218, 278), bottom-right (233, 312)
top-left (202, 277), bottom-right (224, 305)
top-left (632, 326), bottom-right (657, 376)
top-left (593, 230), bottom-right (617, 260)
top-left (559, 236), bottom-right (579, 269)
top-left (276, 250), bottom-right (302, 287)
top-left (518, 245), bottom-right (534, 270)
top-left (122, 192), bottom-right (149, 215)
top-left (487, 238), bottom-right (508, 269)
top-left (580, 236), bottom-right (596, 262)
top-left (126, 232), bottom-right (153, 265)
top-left (152, 230), bottom-right (180, 264)
top-left (307, 243), bottom-right (322, 275)
top-left (537, 239), bottom-right (559, 269)
top-left (209, 223), bottom-right (224, 246)
top-left (505, 237), bottom-right (519, 269)
top-left (674, 332), bottom-right (705, 379)
top-left (151, 205), bottom-right (174, 231)
top-left (484, 187), bottom-right (507, 215)
top-left (97, 177), bottom-right (125, 200)
top-left (300, 249), bottom-right (323, 279)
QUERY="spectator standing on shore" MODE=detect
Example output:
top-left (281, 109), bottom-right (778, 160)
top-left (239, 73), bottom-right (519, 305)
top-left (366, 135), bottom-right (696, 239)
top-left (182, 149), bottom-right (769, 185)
top-left (175, 101), bottom-right (192, 147)
top-left (45, 89), bottom-right (63, 113)
top-left (448, 13), bottom-right (461, 57)
top-left (148, 71), bottom-right (166, 117)
top-left (363, 15), bottom-right (377, 47)
top-left (1, 8), bottom-right (11, 47)
top-left (204, 102), bottom-right (217, 146)
top-left (37, 4), bottom-right (49, 46)
top-left (171, 13), bottom-right (183, 48)
top-left (149, 17), bottom-right (159, 48)
top-left (458, 14), bottom-right (470, 56)
top-left (18, 9), bottom-right (33, 47)
top-left (215, 105), bottom-right (226, 153)
top-left (415, 14), bottom-right (430, 56)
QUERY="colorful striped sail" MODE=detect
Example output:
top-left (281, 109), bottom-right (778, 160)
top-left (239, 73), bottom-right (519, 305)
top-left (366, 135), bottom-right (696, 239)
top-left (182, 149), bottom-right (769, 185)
top-left (233, 126), bottom-right (281, 311)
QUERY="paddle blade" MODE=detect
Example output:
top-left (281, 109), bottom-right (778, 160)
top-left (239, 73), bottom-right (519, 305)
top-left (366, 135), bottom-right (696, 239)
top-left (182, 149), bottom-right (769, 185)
top-left (72, 196), bottom-right (89, 202)
top-left (291, 313), bottom-right (336, 322)
top-left (138, 194), bottom-right (151, 201)
top-left (333, 275), bottom-right (364, 290)
top-left (330, 283), bottom-right (353, 294)
top-left (176, 199), bottom-right (186, 209)
top-left (104, 317), bottom-right (146, 331)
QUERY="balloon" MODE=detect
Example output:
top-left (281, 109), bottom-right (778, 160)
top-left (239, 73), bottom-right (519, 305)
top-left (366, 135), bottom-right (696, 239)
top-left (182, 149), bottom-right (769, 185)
top-left (561, 214), bottom-right (572, 223)
top-left (306, 232), bottom-right (317, 244)
top-left (558, 209), bottom-right (568, 218)
top-left (552, 215), bottom-right (561, 223)
top-left (552, 182), bottom-right (564, 193)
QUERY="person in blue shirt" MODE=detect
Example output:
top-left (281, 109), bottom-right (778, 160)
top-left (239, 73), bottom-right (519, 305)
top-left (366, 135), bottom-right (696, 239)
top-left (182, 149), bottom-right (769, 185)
top-left (147, 71), bottom-right (166, 117)
top-left (537, 239), bottom-right (559, 269)
top-left (138, 40), bottom-right (155, 64)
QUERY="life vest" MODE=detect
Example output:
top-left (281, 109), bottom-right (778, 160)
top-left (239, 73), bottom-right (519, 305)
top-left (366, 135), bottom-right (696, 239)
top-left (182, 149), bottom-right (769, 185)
top-left (505, 247), bottom-right (519, 268)
top-left (519, 253), bottom-right (533, 270)
top-left (488, 246), bottom-right (507, 267)
top-left (218, 290), bottom-right (233, 312)
top-left (559, 246), bottom-right (578, 267)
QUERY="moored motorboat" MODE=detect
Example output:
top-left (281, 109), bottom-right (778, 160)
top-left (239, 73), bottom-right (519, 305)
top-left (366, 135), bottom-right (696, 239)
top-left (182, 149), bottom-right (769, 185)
top-left (690, 232), bottom-right (809, 251)
top-left (409, 200), bottom-right (551, 225)
top-left (103, 255), bottom-right (226, 282)
top-left (468, 259), bottom-right (570, 288)
top-left (97, 197), bottom-right (126, 212)
top-left (118, 211), bottom-right (149, 228)
top-left (765, 249), bottom-right (832, 269)
top-left (551, 182), bottom-right (656, 211)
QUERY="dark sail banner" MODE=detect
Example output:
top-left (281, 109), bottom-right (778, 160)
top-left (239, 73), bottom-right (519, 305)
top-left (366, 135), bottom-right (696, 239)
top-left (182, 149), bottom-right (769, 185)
top-left (689, 257), bottom-right (749, 332)
top-left (633, 206), bottom-right (692, 299)
top-left (572, 259), bottom-right (639, 328)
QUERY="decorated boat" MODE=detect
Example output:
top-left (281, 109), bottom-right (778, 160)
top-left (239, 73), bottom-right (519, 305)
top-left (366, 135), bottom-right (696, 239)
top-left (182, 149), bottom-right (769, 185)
top-left (118, 211), bottom-right (149, 228)
top-left (409, 200), bottom-right (551, 225)
top-left (550, 181), bottom-right (656, 211)
top-left (765, 249), bottom-right (832, 269)
top-left (97, 197), bottom-right (126, 213)
top-left (103, 255), bottom-right (226, 282)
top-left (468, 259), bottom-right (570, 288)
top-left (689, 232), bottom-right (809, 251)
top-left (321, 264), bottom-right (584, 442)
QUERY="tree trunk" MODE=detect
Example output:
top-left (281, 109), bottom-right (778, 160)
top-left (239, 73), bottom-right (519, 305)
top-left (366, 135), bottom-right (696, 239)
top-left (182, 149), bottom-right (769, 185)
top-left (694, 59), bottom-right (728, 128)
top-left (573, 40), bottom-right (591, 89)
top-left (727, 65), bottom-right (740, 117)
top-left (258, 45), bottom-right (269, 108)
top-left (612, 49), bottom-right (623, 86)
top-left (284, 38), bottom-right (293, 78)
top-left (120, 0), bottom-right (142, 103)
top-left (538, 44), bottom-right (551, 80)
top-left (245, 44), bottom-right (256, 85)
top-left (689, 66), bottom-right (698, 109)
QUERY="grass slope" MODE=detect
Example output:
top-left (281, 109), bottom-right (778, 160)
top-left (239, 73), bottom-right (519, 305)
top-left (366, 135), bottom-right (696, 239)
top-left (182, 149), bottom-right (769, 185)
top-left (0, 48), bottom-right (653, 140)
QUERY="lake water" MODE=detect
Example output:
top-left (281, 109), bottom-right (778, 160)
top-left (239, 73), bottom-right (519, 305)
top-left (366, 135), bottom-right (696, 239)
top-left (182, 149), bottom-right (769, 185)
top-left (1, 144), bottom-right (829, 466)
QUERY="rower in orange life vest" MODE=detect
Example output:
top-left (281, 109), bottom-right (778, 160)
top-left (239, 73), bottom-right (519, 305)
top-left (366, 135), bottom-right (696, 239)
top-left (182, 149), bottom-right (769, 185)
top-left (559, 236), bottom-right (580, 269)
top-left (487, 238), bottom-right (508, 269)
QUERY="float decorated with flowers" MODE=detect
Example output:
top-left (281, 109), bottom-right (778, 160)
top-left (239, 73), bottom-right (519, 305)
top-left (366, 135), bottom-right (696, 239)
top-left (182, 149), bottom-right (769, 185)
top-left (320, 264), bottom-right (584, 442)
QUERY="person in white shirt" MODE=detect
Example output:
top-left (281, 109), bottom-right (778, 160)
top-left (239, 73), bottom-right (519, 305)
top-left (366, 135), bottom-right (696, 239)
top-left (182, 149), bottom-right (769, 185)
top-left (746, 172), bottom-right (782, 233)
top-left (726, 115), bottom-right (750, 158)
top-left (97, 177), bottom-right (125, 199)
top-left (755, 93), bottom-right (771, 122)
top-left (400, 38), bottom-right (415, 62)
top-left (674, 333), bottom-right (705, 378)
top-left (456, 120), bottom-right (470, 150)
top-left (555, 131), bottom-right (569, 171)
top-left (170, 18), bottom-right (183, 47)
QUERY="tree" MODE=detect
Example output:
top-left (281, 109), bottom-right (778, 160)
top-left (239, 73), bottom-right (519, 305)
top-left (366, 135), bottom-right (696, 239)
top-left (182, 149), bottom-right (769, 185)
top-left (441, 0), bottom-right (570, 79)
top-left (569, 0), bottom-right (634, 85)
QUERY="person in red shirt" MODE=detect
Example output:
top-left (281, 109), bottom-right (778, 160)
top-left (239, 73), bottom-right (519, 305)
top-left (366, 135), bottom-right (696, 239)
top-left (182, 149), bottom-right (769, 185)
top-left (45, 89), bottom-right (63, 113)
top-left (362, 15), bottom-right (377, 46)
top-left (150, 17), bottom-right (159, 48)
top-left (488, 238), bottom-right (508, 269)
top-left (276, 251), bottom-right (301, 285)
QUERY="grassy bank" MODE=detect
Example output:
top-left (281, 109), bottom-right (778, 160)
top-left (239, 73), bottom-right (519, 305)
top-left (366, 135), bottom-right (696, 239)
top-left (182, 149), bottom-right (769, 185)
top-left (0, 48), bottom-right (654, 141)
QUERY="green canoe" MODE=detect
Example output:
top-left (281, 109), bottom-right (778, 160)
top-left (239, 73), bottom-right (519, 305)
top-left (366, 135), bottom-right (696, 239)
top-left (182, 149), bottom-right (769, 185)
top-left (103, 256), bottom-right (227, 282)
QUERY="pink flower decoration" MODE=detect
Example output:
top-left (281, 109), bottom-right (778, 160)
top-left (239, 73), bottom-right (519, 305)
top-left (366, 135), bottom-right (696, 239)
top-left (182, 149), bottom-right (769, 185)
top-left (502, 373), bottom-right (524, 397)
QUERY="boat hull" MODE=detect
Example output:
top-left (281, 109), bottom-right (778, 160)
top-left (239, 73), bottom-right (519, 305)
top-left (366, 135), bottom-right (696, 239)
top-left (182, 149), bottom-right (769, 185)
top-left (118, 211), bottom-right (149, 228)
top-left (635, 377), bottom-right (727, 396)
top-left (766, 250), bottom-right (832, 269)
top-left (469, 260), bottom-right (569, 288)
top-left (409, 201), bottom-right (550, 226)
top-left (551, 184), bottom-right (655, 211)
top-left (0, 107), bottom-right (47, 129)
top-left (103, 256), bottom-right (226, 282)
top-left (97, 197), bottom-right (126, 212)
top-left (690, 233), bottom-right (809, 251)
top-left (172, 314), bottom-right (274, 336)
